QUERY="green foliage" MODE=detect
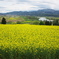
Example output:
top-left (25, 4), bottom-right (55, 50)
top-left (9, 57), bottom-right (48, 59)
top-left (46, 17), bottom-right (59, 20)
top-left (32, 21), bottom-right (40, 25)
top-left (17, 21), bottom-right (22, 24)
top-left (0, 16), bottom-right (59, 26)
top-left (21, 16), bottom-right (39, 21)
top-left (1, 17), bottom-right (6, 24)
top-left (7, 21), bottom-right (12, 24)
top-left (45, 21), bottom-right (52, 25)
top-left (22, 21), bottom-right (32, 24)
top-left (45, 21), bottom-right (49, 25)
top-left (39, 21), bottom-right (45, 25)
top-left (53, 20), bottom-right (59, 25)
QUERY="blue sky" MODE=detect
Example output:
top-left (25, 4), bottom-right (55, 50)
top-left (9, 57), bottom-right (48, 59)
top-left (0, 0), bottom-right (59, 13)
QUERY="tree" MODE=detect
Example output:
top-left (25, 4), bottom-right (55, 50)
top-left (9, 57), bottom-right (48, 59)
top-left (53, 20), bottom-right (59, 25)
top-left (45, 21), bottom-right (50, 25)
top-left (1, 17), bottom-right (6, 24)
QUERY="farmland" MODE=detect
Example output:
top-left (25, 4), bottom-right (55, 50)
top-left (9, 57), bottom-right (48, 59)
top-left (0, 16), bottom-right (59, 25)
top-left (0, 16), bottom-right (39, 24)
top-left (0, 24), bottom-right (59, 59)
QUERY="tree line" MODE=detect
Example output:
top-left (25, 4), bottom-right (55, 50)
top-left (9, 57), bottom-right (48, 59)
top-left (1, 17), bottom-right (59, 26)
top-left (32, 20), bottom-right (59, 25)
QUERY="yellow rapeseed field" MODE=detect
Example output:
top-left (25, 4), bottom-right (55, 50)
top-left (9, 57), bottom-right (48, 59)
top-left (0, 24), bottom-right (59, 59)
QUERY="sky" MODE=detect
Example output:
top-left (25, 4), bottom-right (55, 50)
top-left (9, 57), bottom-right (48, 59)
top-left (0, 0), bottom-right (59, 13)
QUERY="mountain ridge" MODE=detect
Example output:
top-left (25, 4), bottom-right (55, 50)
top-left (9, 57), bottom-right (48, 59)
top-left (0, 9), bottom-right (59, 17)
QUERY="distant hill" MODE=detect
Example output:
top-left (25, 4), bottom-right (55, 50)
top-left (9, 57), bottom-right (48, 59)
top-left (1, 9), bottom-right (59, 17)
top-left (0, 13), bottom-right (4, 15)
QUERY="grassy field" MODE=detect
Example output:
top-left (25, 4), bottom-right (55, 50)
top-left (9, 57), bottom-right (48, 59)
top-left (0, 24), bottom-right (59, 59)
top-left (0, 16), bottom-right (59, 25)
top-left (0, 16), bottom-right (39, 24)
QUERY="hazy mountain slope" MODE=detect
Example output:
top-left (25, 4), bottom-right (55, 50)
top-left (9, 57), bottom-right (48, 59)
top-left (0, 9), bottom-right (59, 17)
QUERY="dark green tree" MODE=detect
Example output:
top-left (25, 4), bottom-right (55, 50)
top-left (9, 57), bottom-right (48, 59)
top-left (53, 20), bottom-right (59, 25)
top-left (45, 21), bottom-right (50, 25)
top-left (1, 17), bottom-right (6, 24)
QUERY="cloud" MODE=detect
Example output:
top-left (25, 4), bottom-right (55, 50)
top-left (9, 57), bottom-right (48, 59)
top-left (7, 3), bottom-right (38, 11)
top-left (17, 0), bottom-right (28, 2)
top-left (0, 0), bottom-right (4, 1)
top-left (0, 0), bottom-right (59, 13)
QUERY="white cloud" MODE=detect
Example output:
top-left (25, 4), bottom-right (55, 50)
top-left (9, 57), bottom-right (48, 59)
top-left (0, 0), bottom-right (59, 13)
top-left (7, 3), bottom-right (38, 11)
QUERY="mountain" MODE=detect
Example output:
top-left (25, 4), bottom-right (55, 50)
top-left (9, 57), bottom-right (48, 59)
top-left (1, 9), bottom-right (59, 17)
top-left (0, 13), bottom-right (4, 15)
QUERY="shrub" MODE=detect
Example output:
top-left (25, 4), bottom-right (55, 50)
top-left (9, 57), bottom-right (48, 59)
top-left (32, 21), bottom-right (40, 25)
top-left (45, 21), bottom-right (53, 25)
top-left (39, 21), bottom-right (45, 25)
top-left (17, 21), bottom-right (22, 24)
top-left (45, 21), bottom-right (50, 25)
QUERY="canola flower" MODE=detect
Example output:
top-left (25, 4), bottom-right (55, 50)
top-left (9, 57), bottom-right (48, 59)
top-left (0, 24), bottom-right (59, 59)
